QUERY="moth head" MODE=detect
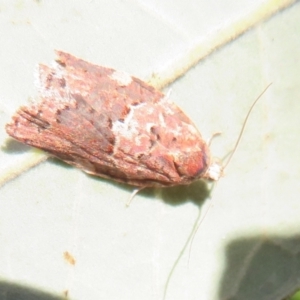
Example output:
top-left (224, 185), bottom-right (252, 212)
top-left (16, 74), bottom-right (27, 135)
top-left (203, 160), bottom-right (223, 181)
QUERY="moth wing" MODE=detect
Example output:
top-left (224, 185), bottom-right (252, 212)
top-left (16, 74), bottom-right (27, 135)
top-left (6, 52), bottom-right (210, 187)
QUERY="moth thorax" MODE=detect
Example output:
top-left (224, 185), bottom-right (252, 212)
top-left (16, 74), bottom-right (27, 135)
top-left (205, 161), bottom-right (223, 181)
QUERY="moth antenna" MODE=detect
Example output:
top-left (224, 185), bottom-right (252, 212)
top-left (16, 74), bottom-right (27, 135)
top-left (188, 83), bottom-right (272, 263)
top-left (223, 83), bottom-right (272, 171)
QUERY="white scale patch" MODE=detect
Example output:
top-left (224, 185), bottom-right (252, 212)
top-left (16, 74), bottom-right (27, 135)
top-left (158, 113), bottom-right (167, 128)
top-left (109, 70), bottom-right (132, 86)
top-left (35, 64), bottom-right (77, 108)
top-left (112, 103), bottom-right (146, 151)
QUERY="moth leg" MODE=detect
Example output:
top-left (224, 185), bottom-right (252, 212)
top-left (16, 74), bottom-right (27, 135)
top-left (164, 88), bottom-right (172, 98)
top-left (207, 132), bottom-right (222, 146)
top-left (126, 187), bottom-right (145, 207)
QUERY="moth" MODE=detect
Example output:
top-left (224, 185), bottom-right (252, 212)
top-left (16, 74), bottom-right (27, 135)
top-left (6, 51), bottom-right (222, 189)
